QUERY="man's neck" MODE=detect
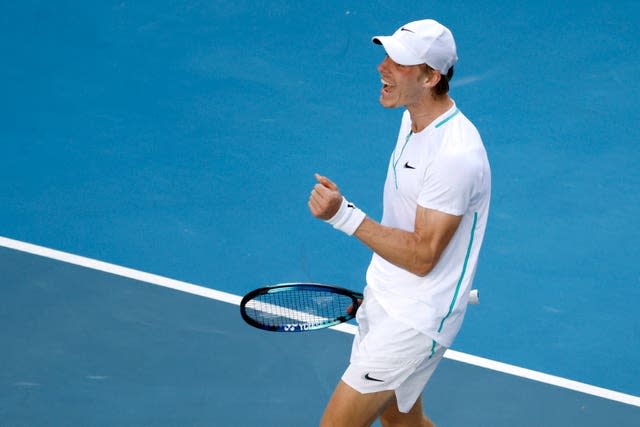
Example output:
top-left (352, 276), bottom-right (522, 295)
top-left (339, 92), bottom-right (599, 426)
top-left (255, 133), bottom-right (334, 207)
top-left (408, 95), bottom-right (453, 133)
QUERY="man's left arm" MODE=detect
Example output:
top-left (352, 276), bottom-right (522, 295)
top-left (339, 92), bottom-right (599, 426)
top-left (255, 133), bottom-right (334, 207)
top-left (354, 206), bottom-right (461, 276)
top-left (309, 173), bottom-right (461, 276)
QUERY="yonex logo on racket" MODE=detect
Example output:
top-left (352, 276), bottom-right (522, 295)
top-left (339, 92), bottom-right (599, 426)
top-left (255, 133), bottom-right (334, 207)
top-left (283, 321), bottom-right (326, 332)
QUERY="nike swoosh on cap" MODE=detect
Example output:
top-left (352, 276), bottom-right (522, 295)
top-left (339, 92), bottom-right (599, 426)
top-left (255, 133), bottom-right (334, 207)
top-left (400, 27), bottom-right (414, 33)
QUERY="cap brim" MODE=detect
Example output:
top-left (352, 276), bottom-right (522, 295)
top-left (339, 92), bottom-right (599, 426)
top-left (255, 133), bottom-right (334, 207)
top-left (372, 35), bottom-right (423, 66)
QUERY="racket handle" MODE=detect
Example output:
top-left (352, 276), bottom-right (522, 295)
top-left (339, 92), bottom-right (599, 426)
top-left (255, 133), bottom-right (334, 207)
top-left (469, 289), bottom-right (480, 305)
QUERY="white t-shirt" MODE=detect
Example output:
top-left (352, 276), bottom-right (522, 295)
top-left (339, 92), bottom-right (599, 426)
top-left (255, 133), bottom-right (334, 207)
top-left (365, 102), bottom-right (491, 348)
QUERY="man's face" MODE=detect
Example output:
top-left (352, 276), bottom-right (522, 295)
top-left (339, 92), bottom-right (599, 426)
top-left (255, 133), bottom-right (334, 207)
top-left (377, 55), bottom-right (429, 109)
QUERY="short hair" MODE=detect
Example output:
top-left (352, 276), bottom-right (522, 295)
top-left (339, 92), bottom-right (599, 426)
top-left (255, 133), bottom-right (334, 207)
top-left (424, 65), bottom-right (455, 97)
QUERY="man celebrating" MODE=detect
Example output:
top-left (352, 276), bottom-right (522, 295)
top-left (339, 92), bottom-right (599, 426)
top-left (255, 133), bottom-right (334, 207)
top-left (309, 19), bottom-right (491, 427)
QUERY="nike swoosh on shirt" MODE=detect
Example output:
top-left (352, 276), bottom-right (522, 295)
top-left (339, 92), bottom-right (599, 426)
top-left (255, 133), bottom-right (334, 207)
top-left (404, 161), bottom-right (416, 169)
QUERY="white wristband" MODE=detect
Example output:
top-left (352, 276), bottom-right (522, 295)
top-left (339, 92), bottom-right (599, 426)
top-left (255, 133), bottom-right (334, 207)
top-left (326, 197), bottom-right (366, 236)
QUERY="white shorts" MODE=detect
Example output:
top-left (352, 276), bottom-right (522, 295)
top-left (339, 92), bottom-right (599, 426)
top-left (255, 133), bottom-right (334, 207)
top-left (341, 287), bottom-right (447, 413)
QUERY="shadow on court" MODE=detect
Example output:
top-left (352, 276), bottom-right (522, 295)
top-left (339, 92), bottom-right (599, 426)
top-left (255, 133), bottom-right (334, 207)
top-left (2, 246), bottom-right (638, 426)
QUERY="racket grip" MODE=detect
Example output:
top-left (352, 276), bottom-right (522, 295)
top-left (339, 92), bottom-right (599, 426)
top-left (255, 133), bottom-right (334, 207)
top-left (469, 289), bottom-right (480, 305)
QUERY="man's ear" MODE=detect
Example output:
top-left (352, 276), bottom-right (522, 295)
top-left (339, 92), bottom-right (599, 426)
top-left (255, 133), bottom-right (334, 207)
top-left (424, 69), bottom-right (442, 88)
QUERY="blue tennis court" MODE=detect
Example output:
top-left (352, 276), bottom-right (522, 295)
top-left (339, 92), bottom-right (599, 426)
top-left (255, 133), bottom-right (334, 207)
top-left (2, 1), bottom-right (639, 425)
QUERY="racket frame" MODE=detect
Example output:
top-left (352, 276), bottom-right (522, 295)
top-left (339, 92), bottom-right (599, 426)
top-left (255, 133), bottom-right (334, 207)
top-left (240, 283), bottom-right (363, 332)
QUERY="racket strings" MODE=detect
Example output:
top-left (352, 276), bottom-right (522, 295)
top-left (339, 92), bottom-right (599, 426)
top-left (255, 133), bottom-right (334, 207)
top-left (244, 289), bottom-right (354, 328)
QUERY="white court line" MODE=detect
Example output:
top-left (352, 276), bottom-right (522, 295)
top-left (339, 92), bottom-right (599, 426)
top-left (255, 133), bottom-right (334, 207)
top-left (245, 299), bottom-right (328, 325)
top-left (1, 235), bottom-right (639, 408)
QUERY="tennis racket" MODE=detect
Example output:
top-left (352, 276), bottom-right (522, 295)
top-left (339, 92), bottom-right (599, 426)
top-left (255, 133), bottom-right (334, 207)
top-left (240, 283), bottom-right (481, 333)
top-left (240, 283), bottom-right (362, 332)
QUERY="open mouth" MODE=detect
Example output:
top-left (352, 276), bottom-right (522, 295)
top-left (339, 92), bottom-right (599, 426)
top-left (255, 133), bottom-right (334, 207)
top-left (380, 78), bottom-right (395, 98)
top-left (381, 78), bottom-right (394, 95)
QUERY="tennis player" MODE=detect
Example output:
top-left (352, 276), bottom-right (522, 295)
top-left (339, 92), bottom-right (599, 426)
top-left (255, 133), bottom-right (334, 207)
top-left (308, 19), bottom-right (491, 427)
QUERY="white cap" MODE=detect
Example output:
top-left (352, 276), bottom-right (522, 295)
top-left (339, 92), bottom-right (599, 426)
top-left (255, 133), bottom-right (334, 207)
top-left (372, 19), bottom-right (458, 74)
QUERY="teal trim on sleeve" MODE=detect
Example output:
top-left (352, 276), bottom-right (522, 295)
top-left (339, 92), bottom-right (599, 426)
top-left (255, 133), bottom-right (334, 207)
top-left (437, 211), bottom-right (478, 334)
